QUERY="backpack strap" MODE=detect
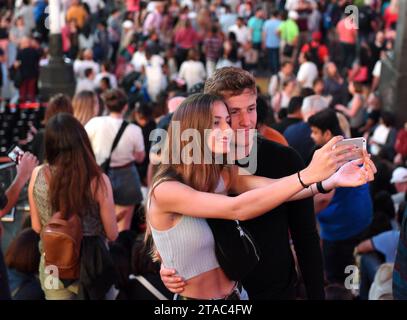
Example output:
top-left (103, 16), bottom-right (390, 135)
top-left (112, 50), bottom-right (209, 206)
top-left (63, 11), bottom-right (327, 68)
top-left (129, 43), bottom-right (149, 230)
top-left (129, 274), bottom-right (168, 300)
top-left (104, 120), bottom-right (129, 171)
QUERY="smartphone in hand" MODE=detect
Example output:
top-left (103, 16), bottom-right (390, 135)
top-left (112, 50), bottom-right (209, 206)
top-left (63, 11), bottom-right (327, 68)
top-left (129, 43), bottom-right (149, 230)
top-left (334, 137), bottom-right (367, 161)
top-left (7, 145), bottom-right (24, 164)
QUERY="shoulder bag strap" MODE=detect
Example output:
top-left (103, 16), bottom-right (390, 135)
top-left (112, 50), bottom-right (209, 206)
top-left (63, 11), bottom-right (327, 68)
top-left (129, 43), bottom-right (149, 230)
top-left (104, 120), bottom-right (129, 170)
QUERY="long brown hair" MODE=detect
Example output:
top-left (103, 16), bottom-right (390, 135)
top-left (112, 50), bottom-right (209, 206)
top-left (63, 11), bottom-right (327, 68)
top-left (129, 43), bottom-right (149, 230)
top-left (152, 93), bottom-right (226, 194)
top-left (146, 94), bottom-right (232, 261)
top-left (72, 90), bottom-right (98, 125)
top-left (44, 94), bottom-right (73, 124)
top-left (44, 113), bottom-right (104, 217)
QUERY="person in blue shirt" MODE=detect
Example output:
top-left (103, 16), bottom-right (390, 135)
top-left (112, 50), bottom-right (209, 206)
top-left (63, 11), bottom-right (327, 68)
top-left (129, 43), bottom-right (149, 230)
top-left (355, 209), bottom-right (402, 300)
top-left (308, 109), bottom-right (373, 285)
top-left (262, 10), bottom-right (282, 74)
top-left (248, 8), bottom-right (265, 50)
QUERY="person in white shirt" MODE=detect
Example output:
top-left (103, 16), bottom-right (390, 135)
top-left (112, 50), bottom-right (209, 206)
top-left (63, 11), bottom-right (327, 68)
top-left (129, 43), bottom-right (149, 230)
top-left (178, 49), bottom-right (206, 91)
top-left (296, 51), bottom-right (318, 89)
top-left (144, 52), bottom-right (167, 102)
top-left (94, 61), bottom-right (118, 89)
top-left (75, 68), bottom-right (96, 93)
top-left (131, 45), bottom-right (148, 73)
top-left (390, 167), bottom-right (407, 214)
top-left (367, 111), bottom-right (397, 158)
top-left (268, 61), bottom-right (295, 97)
top-left (285, 0), bottom-right (316, 11)
top-left (285, 0), bottom-right (300, 10)
top-left (83, 0), bottom-right (104, 14)
top-left (228, 16), bottom-right (250, 45)
top-left (85, 89), bottom-right (145, 232)
top-left (73, 49), bottom-right (100, 79)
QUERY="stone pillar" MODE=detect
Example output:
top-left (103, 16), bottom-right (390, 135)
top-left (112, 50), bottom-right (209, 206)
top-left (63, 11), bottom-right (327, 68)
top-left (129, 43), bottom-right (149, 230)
top-left (379, 0), bottom-right (407, 127)
top-left (38, 0), bottom-right (75, 102)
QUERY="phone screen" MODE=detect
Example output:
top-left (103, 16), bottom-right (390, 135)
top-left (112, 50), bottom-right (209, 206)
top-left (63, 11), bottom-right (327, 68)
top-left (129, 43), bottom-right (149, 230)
top-left (7, 146), bottom-right (24, 164)
top-left (1, 207), bottom-right (15, 222)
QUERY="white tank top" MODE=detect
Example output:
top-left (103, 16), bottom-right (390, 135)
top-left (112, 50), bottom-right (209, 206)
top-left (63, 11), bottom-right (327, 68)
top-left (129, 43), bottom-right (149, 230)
top-left (150, 178), bottom-right (227, 280)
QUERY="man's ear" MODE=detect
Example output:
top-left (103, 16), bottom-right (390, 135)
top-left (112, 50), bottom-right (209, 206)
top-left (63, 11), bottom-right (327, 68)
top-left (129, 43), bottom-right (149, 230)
top-left (324, 130), bottom-right (333, 142)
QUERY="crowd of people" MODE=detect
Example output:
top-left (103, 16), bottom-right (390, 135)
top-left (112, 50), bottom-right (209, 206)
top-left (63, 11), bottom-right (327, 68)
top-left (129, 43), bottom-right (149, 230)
top-left (0, 0), bottom-right (406, 300)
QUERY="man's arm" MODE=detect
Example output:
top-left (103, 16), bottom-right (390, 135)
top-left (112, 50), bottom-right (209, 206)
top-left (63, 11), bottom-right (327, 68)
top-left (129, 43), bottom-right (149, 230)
top-left (285, 149), bottom-right (325, 300)
top-left (0, 153), bottom-right (38, 218)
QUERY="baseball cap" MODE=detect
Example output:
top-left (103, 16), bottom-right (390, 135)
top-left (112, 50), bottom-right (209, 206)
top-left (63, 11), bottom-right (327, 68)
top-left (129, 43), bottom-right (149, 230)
top-left (390, 167), bottom-right (407, 184)
top-left (288, 10), bottom-right (299, 20)
top-left (122, 20), bottom-right (134, 29)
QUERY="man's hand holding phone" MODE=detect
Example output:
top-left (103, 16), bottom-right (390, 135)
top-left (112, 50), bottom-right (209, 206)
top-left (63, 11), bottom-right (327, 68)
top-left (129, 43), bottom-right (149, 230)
top-left (16, 152), bottom-right (38, 183)
top-left (7, 146), bottom-right (39, 185)
top-left (7, 145), bottom-right (24, 164)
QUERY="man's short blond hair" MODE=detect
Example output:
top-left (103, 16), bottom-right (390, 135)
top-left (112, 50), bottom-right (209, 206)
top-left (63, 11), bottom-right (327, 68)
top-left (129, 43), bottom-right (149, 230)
top-left (204, 67), bottom-right (257, 99)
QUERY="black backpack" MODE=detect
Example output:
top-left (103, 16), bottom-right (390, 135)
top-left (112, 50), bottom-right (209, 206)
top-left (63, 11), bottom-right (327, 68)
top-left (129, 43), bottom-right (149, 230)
top-left (308, 45), bottom-right (323, 70)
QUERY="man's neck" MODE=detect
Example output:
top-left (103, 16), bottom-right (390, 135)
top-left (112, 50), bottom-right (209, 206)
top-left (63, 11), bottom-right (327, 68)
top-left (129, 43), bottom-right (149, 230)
top-left (110, 112), bottom-right (123, 119)
top-left (287, 114), bottom-right (303, 120)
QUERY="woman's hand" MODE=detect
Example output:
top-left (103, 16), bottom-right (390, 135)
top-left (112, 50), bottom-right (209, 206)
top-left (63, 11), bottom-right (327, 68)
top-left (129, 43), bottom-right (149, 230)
top-left (301, 136), bottom-right (360, 185)
top-left (160, 265), bottom-right (185, 294)
top-left (329, 151), bottom-right (376, 188)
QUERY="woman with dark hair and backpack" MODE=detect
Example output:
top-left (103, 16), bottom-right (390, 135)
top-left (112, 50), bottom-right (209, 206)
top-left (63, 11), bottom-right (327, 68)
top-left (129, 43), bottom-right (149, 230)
top-left (28, 113), bottom-right (118, 300)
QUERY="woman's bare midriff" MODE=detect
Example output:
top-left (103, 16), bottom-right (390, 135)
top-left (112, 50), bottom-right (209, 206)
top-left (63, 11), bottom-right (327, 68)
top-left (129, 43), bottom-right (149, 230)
top-left (180, 267), bottom-right (235, 299)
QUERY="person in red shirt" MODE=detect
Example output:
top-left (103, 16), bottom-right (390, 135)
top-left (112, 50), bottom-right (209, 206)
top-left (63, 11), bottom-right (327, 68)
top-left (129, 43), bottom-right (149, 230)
top-left (173, 18), bottom-right (200, 67)
top-left (336, 13), bottom-right (358, 71)
top-left (383, 0), bottom-right (398, 31)
top-left (300, 31), bottom-right (329, 70)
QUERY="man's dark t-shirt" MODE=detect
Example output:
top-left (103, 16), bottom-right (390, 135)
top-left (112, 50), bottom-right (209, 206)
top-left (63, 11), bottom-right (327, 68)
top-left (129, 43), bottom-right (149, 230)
top-left (208, 136), bottom-right (324, 299)
top-left (17, 48), bottom-right (41, 79)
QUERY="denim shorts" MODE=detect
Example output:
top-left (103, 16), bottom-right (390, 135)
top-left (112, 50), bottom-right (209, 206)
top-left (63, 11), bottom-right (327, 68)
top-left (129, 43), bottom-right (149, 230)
top-left (108, 165), bottom-right (143, 206)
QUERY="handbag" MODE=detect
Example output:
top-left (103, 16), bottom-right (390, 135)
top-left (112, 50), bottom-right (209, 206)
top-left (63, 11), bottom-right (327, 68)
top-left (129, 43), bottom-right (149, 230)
top-left (207, 219), bottom-right (260, 281)
top-left (100, 120), bottom-right (129, 173)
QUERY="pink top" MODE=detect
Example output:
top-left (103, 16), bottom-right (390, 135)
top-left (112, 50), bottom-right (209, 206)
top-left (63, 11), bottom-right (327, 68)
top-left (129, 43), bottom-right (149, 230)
top-left (174, 27), bottom-right (200, 49)
top-left (61, 26), bottom-right (70, 52)
top-left (383, 7), bottom-right (398, 30)
top-left (126, 0), bottom-right (139, 12)
top-left (336, 19), bottom-right (357, 45)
